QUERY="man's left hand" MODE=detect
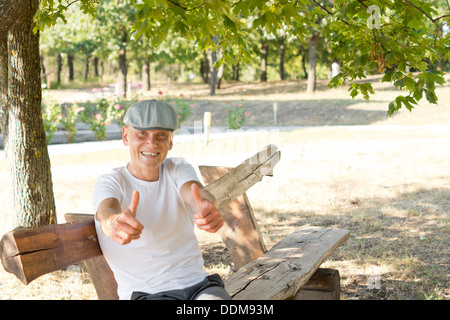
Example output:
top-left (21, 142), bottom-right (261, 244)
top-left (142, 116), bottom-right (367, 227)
top-left (191, 183), bottom-right (224, 233)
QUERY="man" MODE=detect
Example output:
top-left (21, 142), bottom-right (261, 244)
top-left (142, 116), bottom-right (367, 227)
top-left (93, 99), bottom-right (231, 300)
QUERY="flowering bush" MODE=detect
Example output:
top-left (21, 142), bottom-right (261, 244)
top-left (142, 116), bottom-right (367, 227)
top-left (108, 96), bottom-right (135, 127)
top-left (60, 102), bottom-right (84, 143)
top-left (41, 100), bottom-right (61, 143)
top-left (225, 103), bottom-right (249, 130)
top-left (80, 98), bottom-right (113, 141)
top-left (159, 92), bottom-right (193, 127)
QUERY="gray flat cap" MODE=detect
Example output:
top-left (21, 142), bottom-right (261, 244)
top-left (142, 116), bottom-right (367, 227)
top-left (123, 99), bottom-right (178, 132)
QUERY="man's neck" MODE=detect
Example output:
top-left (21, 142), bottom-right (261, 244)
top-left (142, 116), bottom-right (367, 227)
top-left (126, 162), bottom-right (160, 182)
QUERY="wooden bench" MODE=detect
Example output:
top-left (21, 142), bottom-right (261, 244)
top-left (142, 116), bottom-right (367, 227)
top-left (0, 148), bottom-right (349, 300)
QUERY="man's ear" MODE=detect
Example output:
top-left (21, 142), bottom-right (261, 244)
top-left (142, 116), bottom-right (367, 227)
top-left (122, 126), bottom-right (129, 146)
top-left (168, 132), bottom-right (174, 150)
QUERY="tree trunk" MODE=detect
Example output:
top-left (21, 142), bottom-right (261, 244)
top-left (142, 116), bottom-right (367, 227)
top-left (67, 53), bottom-right (74, 82)
top-left (279, 37), bottom-right (286, 80)
top-left (301, 49), bottom-right (308, 79)
top-left (57, 53), bottom-right (62, 84)
top-left (0, 35), bottom-right (8, 142)
top-left (118, 32), bottom-right (127, 98)
top-left (260, 39), bottom-right (268, 82)
top-left (217, 63), bottom-right (224, 89)
top-left (209, 50), bottom-right (217, 95)
top-left (40, 54), bottom-right (47, 85)
top-left (0, 0), bottom-right (28, 39)
top-left (232, 63), bottom-right (239, 81)
top-left (200, 53), bottom-right (209, 84)
top-left (216, 47), bottom-right (224, 89)
top-left (5, 0), bottom-right (56, 228)
top-left (93, 56), bottom-right (99, 77)
top-left (84, 56), bottom-right (89, 81)
top-left (142, 57), bottom-right (150, 91)
top-left (307, 33), bottom-right (319, 94)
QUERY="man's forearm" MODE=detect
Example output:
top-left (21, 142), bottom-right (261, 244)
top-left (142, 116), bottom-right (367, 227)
top-left (96, 198), bottom-right (123, 236)
top-left (180, 181), bottom-right (204, 208)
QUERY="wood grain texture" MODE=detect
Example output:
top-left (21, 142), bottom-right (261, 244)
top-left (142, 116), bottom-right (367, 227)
top-left (0, 218), bottom-right (102, 284)
top-left (202, 144), bottom-right (280, 209)
top-left (200, 166), bottom-right (267, 270)
top-left (64, 213), bottom-right (118, 300)
top-left (224, 226), bottom-right (350, 300)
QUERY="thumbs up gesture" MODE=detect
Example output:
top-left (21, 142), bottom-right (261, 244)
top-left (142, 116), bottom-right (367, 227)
top-left (190, 183), bottom-right (223, 233)
top-left (98, 190), bottom-right (144, 245)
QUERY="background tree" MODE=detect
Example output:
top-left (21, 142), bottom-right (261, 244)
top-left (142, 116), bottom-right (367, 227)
top-left (1, 0), bottom-right (56, 227)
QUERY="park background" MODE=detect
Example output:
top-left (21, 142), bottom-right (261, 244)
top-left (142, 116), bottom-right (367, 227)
top-left (0, 1), bottom-right (449, 300)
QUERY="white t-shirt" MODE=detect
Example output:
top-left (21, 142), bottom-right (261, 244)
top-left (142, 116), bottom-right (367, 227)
top-left (93, 157), bottom-right (209, 300)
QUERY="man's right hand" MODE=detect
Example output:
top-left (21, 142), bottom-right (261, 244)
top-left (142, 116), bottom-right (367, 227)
top-left (97, 190), bottom-right (144, 245)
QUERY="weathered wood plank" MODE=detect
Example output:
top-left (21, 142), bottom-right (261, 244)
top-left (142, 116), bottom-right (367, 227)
top-left (0, 219), bottom-right (102, 285)
top-left (64, 213), bottom-right (119, 300)
top-left (201, 144), bottom-right (280, 209)
top-left (224, 226), bottom-right (350, 300)
top-left (200, 166), bottom-right (267, 271)
top-left (294, 268), bottom-right (341, 300)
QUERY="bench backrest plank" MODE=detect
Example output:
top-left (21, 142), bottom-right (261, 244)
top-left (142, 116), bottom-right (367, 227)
top-left (64, 213), bottom-right (118, 300)
top-left (0, 218), bottom-right (102, 285)
top-left (199, 166), bottom-right (267, 270)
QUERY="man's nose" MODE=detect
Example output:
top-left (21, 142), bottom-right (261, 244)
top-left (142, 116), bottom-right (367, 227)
top-left (145, 133), bottom-right (158, 146)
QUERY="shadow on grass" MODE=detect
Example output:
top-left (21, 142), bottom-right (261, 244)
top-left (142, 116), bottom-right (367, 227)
top-left (199, 186), bottom-right (449, 299)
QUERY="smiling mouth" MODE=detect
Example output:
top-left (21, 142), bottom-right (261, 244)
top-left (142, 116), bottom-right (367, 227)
top-left (141, 151), bottom-right (159, 157)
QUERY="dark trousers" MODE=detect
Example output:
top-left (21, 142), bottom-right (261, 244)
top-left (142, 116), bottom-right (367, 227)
top-left (130, 273), bottom-right (232, 300)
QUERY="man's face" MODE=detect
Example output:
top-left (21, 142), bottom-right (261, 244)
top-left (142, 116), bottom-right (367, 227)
top-left (122, 126), bottom-right (173, 180)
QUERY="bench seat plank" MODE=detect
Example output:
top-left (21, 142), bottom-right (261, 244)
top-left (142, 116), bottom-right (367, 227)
top-left (0, 219), bottom-right (102, 285)
top-left (224, 226), bottom-right (350, 300)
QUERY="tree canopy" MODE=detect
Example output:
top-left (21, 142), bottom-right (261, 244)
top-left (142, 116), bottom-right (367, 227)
top-left (33, 0), bottom-right (450, 114)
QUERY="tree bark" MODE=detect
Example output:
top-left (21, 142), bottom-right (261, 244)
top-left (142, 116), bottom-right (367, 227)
top-left (307, 33), bottom-right (319, 94)
top-left (5, 0), bottom-right (56, 228)
top-left (0, 0), bottom-right (28, 39)
top-left (0, 36), bottom-right (8, 138)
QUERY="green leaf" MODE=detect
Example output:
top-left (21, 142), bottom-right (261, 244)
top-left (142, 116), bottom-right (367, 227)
top-left (328, 73), bottom-right (344, 89)
top-left (424, 89), bottom-right (438, 104)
